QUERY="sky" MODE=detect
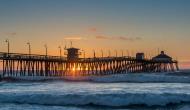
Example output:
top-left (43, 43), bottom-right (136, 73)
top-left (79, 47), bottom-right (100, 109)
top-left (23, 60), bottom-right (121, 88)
top-left (0, 0), bottom-right (190, 68)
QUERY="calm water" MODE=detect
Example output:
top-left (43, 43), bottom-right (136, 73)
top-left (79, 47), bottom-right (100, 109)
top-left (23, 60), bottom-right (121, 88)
top-left (0, 80), bottom-right (190, 110)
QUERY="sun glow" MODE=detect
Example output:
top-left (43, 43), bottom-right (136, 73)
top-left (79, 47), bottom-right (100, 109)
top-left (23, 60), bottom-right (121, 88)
top-left (72, 68), bottom-right (75, 71)
top-left (77, 67), bottom-right (80, 70)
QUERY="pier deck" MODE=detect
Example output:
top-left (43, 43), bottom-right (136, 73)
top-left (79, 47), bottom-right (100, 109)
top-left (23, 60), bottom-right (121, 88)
top-left (0, 52), bottom-right (179, 77)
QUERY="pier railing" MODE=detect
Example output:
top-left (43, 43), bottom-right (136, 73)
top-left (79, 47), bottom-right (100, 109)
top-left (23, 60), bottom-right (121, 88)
top-left (0, 52), bottom-right (67, 61)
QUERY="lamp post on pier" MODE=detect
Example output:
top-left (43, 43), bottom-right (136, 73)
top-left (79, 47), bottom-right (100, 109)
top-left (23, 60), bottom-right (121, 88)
top-left (101, 49), bottom-right (103, 58)
top-left (27, 42), bottom-right (31, 56)
top-left (5, 39), bottom-right (10, 54)
top-left (115, 50), bottom-right (117, 57)
top-left (44, 44), bottom-right (48, 57)
top-left (93, 50), bottom-right (96, 58)
top-left (58, 46), bottom-right (62, 58)
top-left (108, 50), bottom-right (111, 57)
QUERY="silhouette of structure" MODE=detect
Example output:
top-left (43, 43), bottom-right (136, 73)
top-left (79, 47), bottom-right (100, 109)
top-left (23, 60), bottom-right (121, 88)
top-left (0, 48), bottom-right (179, 78)
top-left (136, 53), bottom-right (145, 60)
top-left (65, 47), bottom-right (81, 61)
top-left (152, 51), bottom-right (172, 61)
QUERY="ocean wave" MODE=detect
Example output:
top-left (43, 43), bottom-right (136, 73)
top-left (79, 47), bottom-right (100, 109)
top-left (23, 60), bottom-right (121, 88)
top-left (0, 92), bottom-right (190, 107)
top-left (3, 71), bottom-right (190, 83)
top-left (90, 73), bottom-right (190, 83)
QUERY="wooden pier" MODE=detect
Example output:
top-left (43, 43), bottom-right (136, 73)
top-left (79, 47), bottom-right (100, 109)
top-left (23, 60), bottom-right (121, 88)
top-left (0, 50), bottom-right (179, 78)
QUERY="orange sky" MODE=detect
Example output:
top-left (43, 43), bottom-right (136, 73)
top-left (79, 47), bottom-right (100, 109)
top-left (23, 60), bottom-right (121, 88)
top-left (0, 0), bottom-right (189, 69)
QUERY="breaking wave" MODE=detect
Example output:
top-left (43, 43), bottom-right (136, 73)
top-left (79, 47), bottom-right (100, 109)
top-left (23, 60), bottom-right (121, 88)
top-left (0, 92), bottom-right (190, 107)
top-left (3, 73), bottom-right (190, 83)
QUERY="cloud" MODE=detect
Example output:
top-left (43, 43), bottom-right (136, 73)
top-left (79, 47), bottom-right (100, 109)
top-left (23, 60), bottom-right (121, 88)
top-left (63, 37), bottom-right (83, 40)
top-left (95, 35), bottom-right (110, 39)
top-left (5, 32), bottom-right (17, 36)
top-left (0, 32), bottom-right (17, 37)
top-left (117, 36), bottom-right (142, 41)
top-left (88, 27), bottom-right (97, 32)
top-left (95, 35), bottom-right (142, 41)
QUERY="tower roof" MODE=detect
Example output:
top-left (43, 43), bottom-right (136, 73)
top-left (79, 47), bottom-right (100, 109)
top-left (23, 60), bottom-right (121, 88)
top-left (153, 54), bottom-right (172, 59)
top-left (153, 51), bottom-right (172, 59)
top-left (66, 47), bottom-right (80, 50)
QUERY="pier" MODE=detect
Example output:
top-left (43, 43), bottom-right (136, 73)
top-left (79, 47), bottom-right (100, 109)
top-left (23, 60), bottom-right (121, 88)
top-left (0, 47), bottom-right (179, 78)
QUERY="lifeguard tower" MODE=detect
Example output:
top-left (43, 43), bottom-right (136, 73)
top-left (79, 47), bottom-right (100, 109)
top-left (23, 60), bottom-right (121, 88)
top-left (65, 47), bottom-right (81, 61)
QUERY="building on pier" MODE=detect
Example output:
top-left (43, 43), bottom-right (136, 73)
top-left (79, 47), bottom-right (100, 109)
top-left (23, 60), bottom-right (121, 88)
top-left (65, 47), bottom-right (81, 61)
top-left (136, 53), bottom-right (145, 60)
top-left (152, 51), bottom-right (172, 61)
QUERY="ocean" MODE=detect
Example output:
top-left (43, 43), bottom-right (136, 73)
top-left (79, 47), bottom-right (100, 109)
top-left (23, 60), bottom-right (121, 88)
top-left (0, 70), bottom-right (190, 110)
